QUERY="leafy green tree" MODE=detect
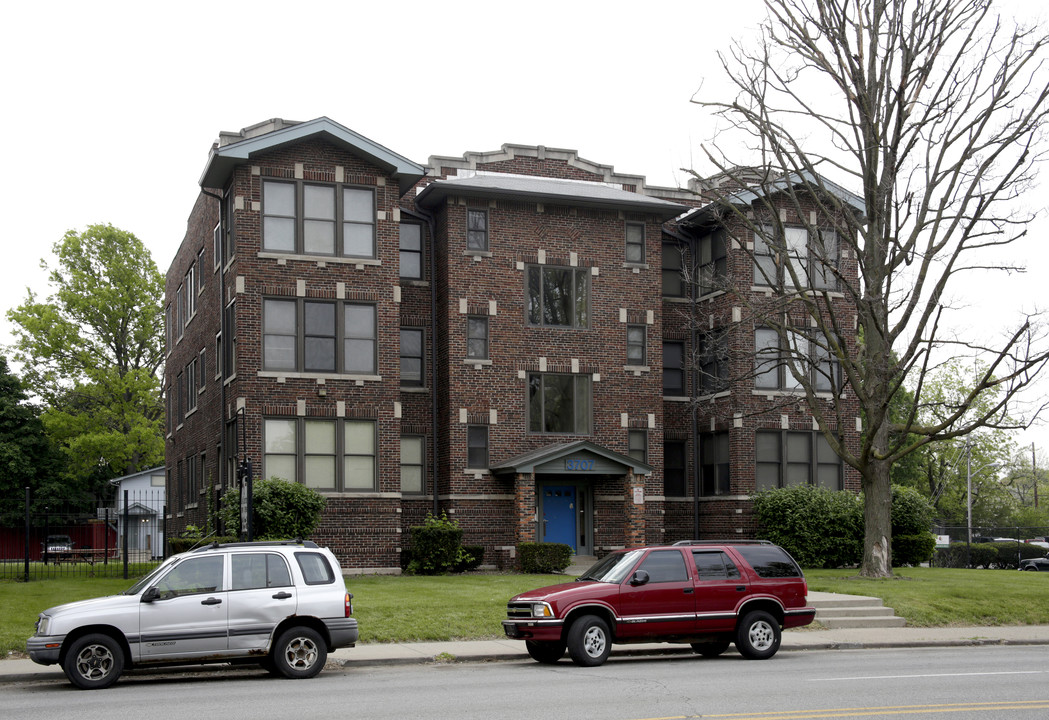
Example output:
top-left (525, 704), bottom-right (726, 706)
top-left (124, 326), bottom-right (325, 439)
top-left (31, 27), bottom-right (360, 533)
top-left (0, 356), bottom-right (65, 522)
top-left (6, 224), bottom-right (164, 497)
top-left (219, 477), bottom-right (327, 540)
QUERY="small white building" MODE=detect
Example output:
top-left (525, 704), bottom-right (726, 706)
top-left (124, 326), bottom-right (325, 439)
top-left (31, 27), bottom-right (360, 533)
top-left (109, 467), bottom-right (166, 559)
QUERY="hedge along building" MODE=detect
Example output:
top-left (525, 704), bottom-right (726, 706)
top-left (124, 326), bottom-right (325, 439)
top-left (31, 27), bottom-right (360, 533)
top-left (164, 117), bottom-right (862, 572)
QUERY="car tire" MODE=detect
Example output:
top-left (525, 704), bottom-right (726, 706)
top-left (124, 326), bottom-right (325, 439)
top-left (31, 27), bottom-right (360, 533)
top-left (525, 640), bottom-right (566, 664)
top-left (691, 640), bottom-right (731, 657)
top-left (62, 633), bottom-right (125, 690)
top-left (567, 615), bottom-right (611, 667)
top-left (1023, 566), bottom-right (1038, 571)
top-left (735, 610), bottom-right (781, 660)
top-left (272, 626), bottom-right (328, 679)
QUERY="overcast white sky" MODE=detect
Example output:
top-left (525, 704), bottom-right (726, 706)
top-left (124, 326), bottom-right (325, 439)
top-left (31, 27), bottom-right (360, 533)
top-left (1, 0), bottom-right (1047, 455)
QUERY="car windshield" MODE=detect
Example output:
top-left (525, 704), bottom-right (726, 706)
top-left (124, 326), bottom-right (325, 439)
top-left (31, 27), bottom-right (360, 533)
top-left (123, 556), bottom-right (182, 595)
top-left (577, 549), bottom-right (645, 583)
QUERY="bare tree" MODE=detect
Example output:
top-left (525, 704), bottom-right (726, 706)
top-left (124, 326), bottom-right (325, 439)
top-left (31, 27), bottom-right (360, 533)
top-left (693, 0), bottom-right (1049, 576)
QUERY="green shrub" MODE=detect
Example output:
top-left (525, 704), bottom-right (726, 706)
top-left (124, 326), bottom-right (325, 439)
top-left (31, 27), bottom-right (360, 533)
top-left (892, 533), bottom-right (936, 566)
top-left (753, 485), bottom-right (863, 568)
top-left (988, 540), bottom-right (1044, 569)
top-left (219, 477), bottom-right (326, 540)
top-left (455, 545), bottom-right (486, 572)
top-left (518, 542), bottom-right (572, 573)
top-left (407, 513), bottom-right (467, 575)
top-left (891, 486), bottom-right (934, 536)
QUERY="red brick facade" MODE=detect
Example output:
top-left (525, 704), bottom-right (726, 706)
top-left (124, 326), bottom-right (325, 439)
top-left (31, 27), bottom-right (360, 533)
top-left (164, 118), bottom-right (861, 573)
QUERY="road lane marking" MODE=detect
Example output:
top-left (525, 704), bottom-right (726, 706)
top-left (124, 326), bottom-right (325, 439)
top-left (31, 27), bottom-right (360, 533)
top-left (635, 700), bottom-right (1049, 720)
top-left (809, 670), bottom-right (1045, 681)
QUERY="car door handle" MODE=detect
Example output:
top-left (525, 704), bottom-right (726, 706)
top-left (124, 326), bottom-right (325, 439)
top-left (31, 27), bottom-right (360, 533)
top-left (736, 586), bottom-right (746, 592)
top-left (683, 588), bottom-right (694, 594)
top-left (201, 597), bottom-right (222, 606)
top-left (272, 592), bottom-right (293, 600)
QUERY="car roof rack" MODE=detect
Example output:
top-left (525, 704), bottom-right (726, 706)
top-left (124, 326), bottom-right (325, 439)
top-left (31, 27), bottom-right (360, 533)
top-left (191, 539), bottom-right (319, 553)
top-left (672, 539), bottom-right (773, 546)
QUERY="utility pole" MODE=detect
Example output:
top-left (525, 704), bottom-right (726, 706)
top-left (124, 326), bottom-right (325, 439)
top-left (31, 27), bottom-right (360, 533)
top-left (1034, 443), bottom-right (1039, 510)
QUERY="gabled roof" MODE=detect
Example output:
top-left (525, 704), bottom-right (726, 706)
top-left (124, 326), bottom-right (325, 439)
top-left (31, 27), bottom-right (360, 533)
top-left (680, 169), bottom-right (866, 226)
top-left (489, 440), bottom-right (652, 476)
top-left (199, 117), bottom-right (425, 195)
top-left (416, 172), bottom-right (686, 220)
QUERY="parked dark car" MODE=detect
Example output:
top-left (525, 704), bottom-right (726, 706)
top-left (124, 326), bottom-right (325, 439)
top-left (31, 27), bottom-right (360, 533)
top-left (503, 540), bottom-right (814, 666)
top-left (1019, 553), bottom-right (1049, 571)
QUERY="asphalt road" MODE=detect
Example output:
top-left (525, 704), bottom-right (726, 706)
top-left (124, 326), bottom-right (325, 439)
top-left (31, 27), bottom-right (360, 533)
top-left (4, 645), bottom-right (1049, 719)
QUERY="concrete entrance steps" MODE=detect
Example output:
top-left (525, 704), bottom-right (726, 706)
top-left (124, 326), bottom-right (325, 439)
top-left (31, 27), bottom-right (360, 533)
top-left (809, 590), bottom-right (906, 629)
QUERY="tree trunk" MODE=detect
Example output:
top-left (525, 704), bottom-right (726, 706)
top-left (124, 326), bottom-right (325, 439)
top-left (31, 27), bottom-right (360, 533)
top-left (860, 456), bottom-right (893, 577)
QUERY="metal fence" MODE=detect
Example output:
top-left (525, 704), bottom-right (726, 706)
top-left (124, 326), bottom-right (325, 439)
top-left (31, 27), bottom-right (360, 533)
top-left (0, 489), bottom-right (167, 581)
top-left (933, 525), bottom-right (1049, 544)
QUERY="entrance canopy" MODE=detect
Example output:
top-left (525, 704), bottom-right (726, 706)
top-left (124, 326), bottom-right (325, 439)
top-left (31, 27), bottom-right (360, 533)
top-left (489, 440), bottom-right (652, 477)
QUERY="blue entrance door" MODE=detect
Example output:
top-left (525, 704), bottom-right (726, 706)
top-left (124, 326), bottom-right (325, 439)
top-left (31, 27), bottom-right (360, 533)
top-left (542, 486), bottom-right (576, 551)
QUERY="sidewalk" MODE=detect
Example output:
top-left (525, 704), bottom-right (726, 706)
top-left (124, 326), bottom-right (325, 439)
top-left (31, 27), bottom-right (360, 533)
top-left (5, 623), bottom-right (1049, 683)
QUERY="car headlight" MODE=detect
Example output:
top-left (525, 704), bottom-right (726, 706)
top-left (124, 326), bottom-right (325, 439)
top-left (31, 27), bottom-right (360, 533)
top-left (532, 603), bottom-right (553, 618)
top-left (36, 615), bottom-right (50, 636)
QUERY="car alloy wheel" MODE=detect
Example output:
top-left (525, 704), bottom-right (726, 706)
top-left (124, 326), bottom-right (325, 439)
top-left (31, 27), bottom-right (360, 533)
top-left (567, 614), bottom-right (611, 667)
top-left (63, 633), bottom-right (125, 690)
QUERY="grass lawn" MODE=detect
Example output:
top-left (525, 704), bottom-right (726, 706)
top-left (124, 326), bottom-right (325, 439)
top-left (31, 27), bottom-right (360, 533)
top-left (4, 567), bottom-right (1048, 658)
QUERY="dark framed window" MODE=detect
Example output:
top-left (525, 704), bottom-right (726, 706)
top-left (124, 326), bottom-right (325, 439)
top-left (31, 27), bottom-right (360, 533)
top-left (627, 325), bottom-right (646, 365)
top-left (263, 299), bottom-right (376, 375)
top-left (527, 373), bottom-right (592, 434)
top-left (755, 328), bottom-right (840, 392)
top-left (756, 430), bottom-right (842, 490)
top-left (662, 242), bottom-right (685, 297)
top-left (213, 222), bottom-right (222, 271)
top-left (693, 550), bottom-right (740, 580)
top-left (698, 330), bottom-right (729, 394)
top-left (198, 349), bottom-right (207, 390)
top-left (262, 180), bottom-right (376, 258)
top-left (223, 299), bottom-right (237, 378)
top-left (197, 248), bottom-right (205, 292)
top-left (467, 425), bottom-right (489, 468)
top-left (176, 371), bottom-right (185, 422)
top-left (625, 222), bottom-right (645, 263)
top-left (754, 225), bottom-right (839, 291)
top-left (399, 223), bottom-right (423, 279)
top-left (222, 189), bottom-right (235, 266)
top-left (400, 435), bottom-right (425, 494)
top-left (165, 304), bottom-right (172, 354)
top-left (467, 209), bottom-right (488, 251)
top-left (664, 440), bottom-right (687, 496)
top-left (526, 265), bottom-right (589, 328)
top-left (175, 285), bottom-right (184, 337)
top-left (400, 328), bottom-right (424, 386)
top-left (628, 430), bottom-right (647, 463)
top-left (698, 230), bottom-right (727, 296)
top-left (637, 549), bottom-right (688, 583)
top-left (263, 417), bottom-right (376, 492)
top-left (186, 358), bottom-right (197, 412)
top-left (466, 316), bottom-right (488, 360)
top-left (700, 432), bottom-right (730, 496)
top-left (663, 341), bottom-right (684, 396)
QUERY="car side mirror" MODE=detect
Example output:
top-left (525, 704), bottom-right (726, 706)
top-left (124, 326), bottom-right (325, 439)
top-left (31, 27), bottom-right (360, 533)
top-left (141, 587), bottom-right (160, 603)
top-left (630, 570), bottom-right (650, 586)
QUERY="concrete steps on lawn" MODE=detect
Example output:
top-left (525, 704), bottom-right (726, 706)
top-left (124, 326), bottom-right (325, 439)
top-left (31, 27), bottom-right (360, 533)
top-left (809, 590), bottom-right (907, 629)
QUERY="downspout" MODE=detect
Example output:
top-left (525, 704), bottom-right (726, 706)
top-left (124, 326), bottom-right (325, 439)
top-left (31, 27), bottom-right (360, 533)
top-left (200, 188), bottom-right (227, 529)
top-left (401, 206), bottom-right (440, 516)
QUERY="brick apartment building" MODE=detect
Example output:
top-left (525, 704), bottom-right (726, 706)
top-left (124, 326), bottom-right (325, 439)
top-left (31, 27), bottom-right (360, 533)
top-left (164, 116), bottom-right (861, 572)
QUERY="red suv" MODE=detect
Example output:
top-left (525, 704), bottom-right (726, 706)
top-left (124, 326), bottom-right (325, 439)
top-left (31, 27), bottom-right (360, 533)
top-left (503, 540), bottom-right (813, 666)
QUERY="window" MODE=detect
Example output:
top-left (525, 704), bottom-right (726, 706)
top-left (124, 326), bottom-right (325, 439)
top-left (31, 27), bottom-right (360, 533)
top-left (399, 223), bottom-right (423, 279)
top-left (467, 209), bottom-right (488, 251)
top-left (664, 441), bottom-right (686, 496)
top-left (754, 226), bottom-right (839, 291)
top-left (700, 432), bottom-right (730, 496)
top-left (231, 553), bottom-right (292, 590)
top-left (175, 285), bottom-right (184, 336)
top-left (527, 265), bottom-right (589, 328)
top-left (263, 418), bottom-right (376, 492)
top-left (637, 549), bottom-right (688, 583)
top-left (698, 230), bottom-right (727, 296)
top-left (157, 556), bottom-right (223, 598)
top-left (176, 371), bottom-right (185, 422)
top-left (626, 325), bottom-right (646, 365)
top-left (187, 452), bottom-right (198, 498)
top-left (755, 328), bottom-right (841, 392)
top-left (185, 359), bottom-right (197, 412)
top-left (213, 222), bottom-right (222, 271)
top-left (400, 328), bottom-right (424, 386)
top-left (693, 551), bottom-right (740, 580)
top-left (467, 425), bottom-right (488, 468)
top-left (625, 222), bottom-right (645, 263)
top-left (262, 180), bottom-right (376, 258)
top-left (165, 304), bottom-right (172, 354)
top-left (734, 544), bottom-right (803, 578)
top-left (662, 242), bottom-right (685, 297)
top-left (263, 299), bottom-right (376, 375)
top-left (663, 341), bottom-right (684, 396)
top-left (466, 316), bottom-right (489, 360)
top-left (698, 331), bottom-right (728, 394)
top-left (296, 552), bottom-right (336, 585)
top-left (222, 189), bottom-right (235, 266)
top-left (197, 248), bottom-right (205, 292)
top-left (198, 349), bottom-right (207, 390)
top-left (756, 430), bottom-right (842, 490)
top-left (528, 373), bottom-right (591, 434)
top-left (223, 300), bottom-right (237, 378)
top-left (628, 430), bottom-right (647, 463)
top-left (185, 267), bottom-right (196, 320)
top-left (400, 436), bottom-right (425, 494)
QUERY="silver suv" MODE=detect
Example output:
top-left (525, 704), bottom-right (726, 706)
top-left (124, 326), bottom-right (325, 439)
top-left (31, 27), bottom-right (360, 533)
top-left (27, 540), bottom-right (358, 689)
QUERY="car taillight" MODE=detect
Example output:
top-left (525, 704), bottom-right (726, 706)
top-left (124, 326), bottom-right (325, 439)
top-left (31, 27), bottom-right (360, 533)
top-left (345, 592), bottom-right (353, 617)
